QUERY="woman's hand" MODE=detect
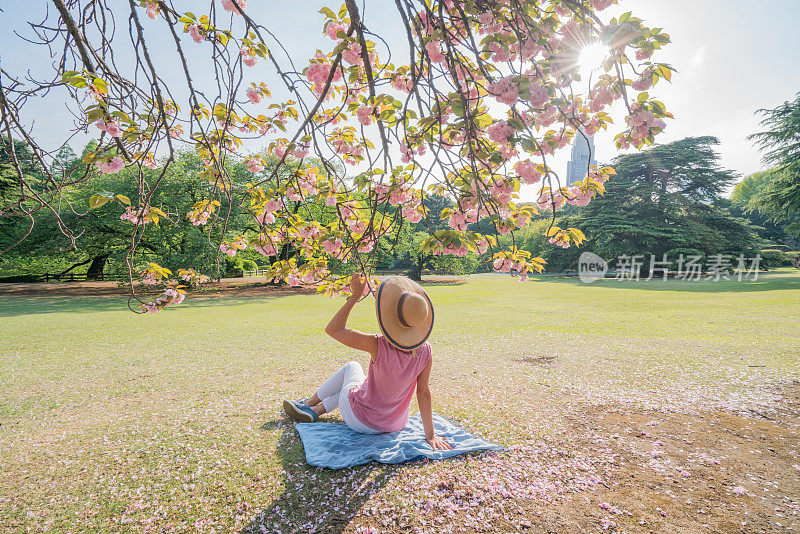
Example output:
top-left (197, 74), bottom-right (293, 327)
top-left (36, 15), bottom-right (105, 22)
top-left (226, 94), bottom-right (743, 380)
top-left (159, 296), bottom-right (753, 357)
top-left (349, 272), bottom-right (366, 299)
top-left (426, 434), bottom-right (453, 451)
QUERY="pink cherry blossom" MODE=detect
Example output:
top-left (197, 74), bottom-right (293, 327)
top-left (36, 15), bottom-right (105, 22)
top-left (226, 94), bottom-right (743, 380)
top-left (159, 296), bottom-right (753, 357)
top-left (96, 118), bottom-right (122, 138)
top-left (487, 76), bottom-right (519, 106)
top-left (493, 257), bottom-right (513, 273)
top-left (245, 157), bottom-right (263, 173)
top-left (145, 1), bottom-right (159, 19)
top-left (487, 120), bottom-right (515, 145)
top-left (528, 81), bottom-right (550, 111)
top-left (448, 211), bottom-right (467, 231)
top-left (188, 24), bottom-right (203, 43)
top-left (631, 72), bottom-right (653, 91)
top-left (323, 237), bottom-right (343, 254)
top-left (342, 42), bottom-right (363, 65)
top-left (221, 0), bottom-right (247, 14)
top-left (356, 105), bottom-right (374, 125)
top-left (241, 48), bottom-right (257, 67)
top-left (516, 160), bottom-right (542, 184)
top-left (286, 273), bottom-right (301, 286)
top-left (357, 239), bottom-right (374, 253)
top-left (97, 156), bottom-right (125, 174)
top-left (254, 238), bottom-right (277, 257)
top-left (425, 40), bottom-right (446, 63)
top-left (391, 74), bottom-right (413, 93)
top-left (246, 86), bottom-right (261, 104)
top-left (325, 21), bottom-right (348, 40)
top-left (142, 154), bottom-right (157, 169)
top-left (293, 144), bottom-right (310, 158)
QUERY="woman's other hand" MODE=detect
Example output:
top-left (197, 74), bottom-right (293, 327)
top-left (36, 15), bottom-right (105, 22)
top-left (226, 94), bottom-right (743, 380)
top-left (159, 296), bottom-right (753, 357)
top-left (427, 434), bottom-right (453, 451)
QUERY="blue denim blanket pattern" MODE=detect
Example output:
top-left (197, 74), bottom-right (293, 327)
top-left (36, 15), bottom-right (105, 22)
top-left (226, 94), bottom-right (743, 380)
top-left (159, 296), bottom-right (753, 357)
top-left (295, 413), bottom-right (501, 469)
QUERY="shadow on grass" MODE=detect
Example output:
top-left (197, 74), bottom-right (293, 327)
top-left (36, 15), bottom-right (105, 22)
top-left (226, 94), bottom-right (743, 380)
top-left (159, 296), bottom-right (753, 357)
top-left (0, 296), bottom-right (127, 317)
top-left (531, 271), bottom-right (800, 293)
top-left (242, 417), bottom-right (398, 533)
top-left (0, 293), bottom-right (294, 317)
top-left (419, 279), bottom-right (468, 287)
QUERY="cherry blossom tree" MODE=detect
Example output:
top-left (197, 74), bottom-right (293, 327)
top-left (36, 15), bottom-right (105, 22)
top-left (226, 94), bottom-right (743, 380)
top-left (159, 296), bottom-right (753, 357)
top-left (0, 0), bottom-right (674, 311)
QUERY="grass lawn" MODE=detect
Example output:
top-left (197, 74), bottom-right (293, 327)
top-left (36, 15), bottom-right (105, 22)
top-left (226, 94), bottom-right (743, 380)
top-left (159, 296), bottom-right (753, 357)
top-left (1, 269), bottom-right (799, 532)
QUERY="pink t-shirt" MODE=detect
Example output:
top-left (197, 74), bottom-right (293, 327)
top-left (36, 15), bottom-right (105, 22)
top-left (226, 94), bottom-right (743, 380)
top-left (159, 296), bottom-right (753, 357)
top-left (348, 335), bottom-right (432, 432)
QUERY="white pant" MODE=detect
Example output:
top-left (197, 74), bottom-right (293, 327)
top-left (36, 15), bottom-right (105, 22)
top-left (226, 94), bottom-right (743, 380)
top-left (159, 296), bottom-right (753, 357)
top-left (317, 361), bottom-right (381, 434)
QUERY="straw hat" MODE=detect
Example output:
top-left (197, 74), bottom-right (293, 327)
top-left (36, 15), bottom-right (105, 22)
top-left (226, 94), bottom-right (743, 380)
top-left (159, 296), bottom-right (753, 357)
top-left (375, 276), bottom-right (434, 351)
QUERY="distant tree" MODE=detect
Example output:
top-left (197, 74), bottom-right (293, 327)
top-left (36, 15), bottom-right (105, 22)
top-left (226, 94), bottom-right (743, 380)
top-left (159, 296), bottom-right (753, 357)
top-left (568, 137), bottom-right (760, 268)
top-left (730, 170), bottom-right (800, 248)
top-left (748, 92), bottom-right (800, 222)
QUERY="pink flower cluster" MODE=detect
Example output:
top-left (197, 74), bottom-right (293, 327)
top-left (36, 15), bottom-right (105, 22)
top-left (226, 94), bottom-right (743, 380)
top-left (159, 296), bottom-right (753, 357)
top-left (492, 256), bottom-right (531, 280)
top-left (141, 154), bottom-right (157, 169)
top-left (246, 86), bottom-right (262, 104)
top-left (400, 194), bottom-right (423, 223)
top-left (178, 268), bottom-right (209, 285)
top-left (487, 120), bottom-right (515, 145)
top-left (188, 25), bottom-right (203, 43)
top-left (537, 190), bottom-right (565, 211)
top-left (516, 160), bottom-right (542, 184)
top-left (293, 143), bottom-right (310, 159)
top-left (623, 104), bottom-right (666, 146)
top-left (332, 138), bottom-right (364, 164)
top-left (425, 40), bottom-right (446, 63)
top-left (400, 142), bottom-right (425, 163)
top-left (593, 0), bottom-right (615, 10)
top-left (306, 56), bottom-right (342, 96)
top-left (97, 156), bottom-right (125, 174)
top-left (96, 118), bottom-right (122, 138)
top-left (486, 76), bottom-right (519, 106)
top-left (120, 207), bottom-right (148, 225)
top-left (254, 233), bottom-right (279, 257)
top-left (631, 69), bottom-right (654, 91)
top-left (391, 74), bottom-right (413, 93)
top-left (564, 185), bottom-right (595, 207)
top-left (245, 157), bottom-right (263, 173)
top-left (221, 0), bottom-right (247, 14)
top-left (356, 105), bottom-right (374, 126)
top-left (342, 42), bottom-right (363, 65)
top-left (325, 21), bottom-right (348, 40)
top-left (241, 47), bottom-right (257, 67)
top-left (323, 237), bottom-right (343, 255)
top-left (548, 229), bottom-right (571, 248)
top-left (143, 288), bottom-right (185, 313)
top-left (588, 85), bottom-right (615, 113)
top-left (219, 236), bottom-right (247, 257)
top-left (257, 199), bottom-right (281, 225)
top-left (145, 1), bottom-right (159, 19)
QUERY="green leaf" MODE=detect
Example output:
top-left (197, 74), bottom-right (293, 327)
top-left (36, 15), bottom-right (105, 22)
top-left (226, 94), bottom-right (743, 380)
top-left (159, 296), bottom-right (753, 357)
top-left (116, 194), bottom-right (131, 205)
top-left (89, 195), bottom-right (110, 209)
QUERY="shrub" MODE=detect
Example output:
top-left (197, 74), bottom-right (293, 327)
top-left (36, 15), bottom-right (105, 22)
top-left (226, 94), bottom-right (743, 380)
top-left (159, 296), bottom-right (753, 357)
top-left (760, 249), bottom-right (789, 268)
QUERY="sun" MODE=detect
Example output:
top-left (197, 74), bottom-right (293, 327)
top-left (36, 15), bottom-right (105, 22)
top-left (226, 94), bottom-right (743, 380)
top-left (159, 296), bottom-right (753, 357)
top-left (578, 42), bottom-right (609, 79)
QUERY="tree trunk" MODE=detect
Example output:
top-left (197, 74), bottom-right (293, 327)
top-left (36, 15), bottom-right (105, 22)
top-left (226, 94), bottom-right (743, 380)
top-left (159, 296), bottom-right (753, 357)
top-left (407, 255), bottom-right (428, 281)
top-left (85, 255), bottom-right (109, 280)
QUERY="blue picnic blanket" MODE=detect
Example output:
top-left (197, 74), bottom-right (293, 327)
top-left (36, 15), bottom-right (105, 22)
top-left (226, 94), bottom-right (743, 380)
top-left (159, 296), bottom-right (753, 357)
top-left (295, 413), bottom-right (501, 469)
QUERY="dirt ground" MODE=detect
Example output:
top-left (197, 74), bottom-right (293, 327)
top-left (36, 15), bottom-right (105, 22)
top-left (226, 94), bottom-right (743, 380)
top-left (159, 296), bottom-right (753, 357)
top-left (528, 388), bottom-right (800, 533)
top-left (341, 383), bottom-right (800, 533)
top-left (0, 278), bottom-right (316, 299)
top-left (0, 276), bottom-right (465, 299)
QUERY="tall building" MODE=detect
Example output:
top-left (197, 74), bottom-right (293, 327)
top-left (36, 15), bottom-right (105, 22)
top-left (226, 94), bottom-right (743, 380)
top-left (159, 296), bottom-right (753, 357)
top-left (565, 132), bottom-right (596, 184)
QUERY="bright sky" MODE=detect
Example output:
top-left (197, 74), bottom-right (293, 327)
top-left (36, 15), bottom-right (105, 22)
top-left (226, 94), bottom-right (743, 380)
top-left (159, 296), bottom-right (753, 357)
top-left (1, 0), bottom-right (798, 195)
